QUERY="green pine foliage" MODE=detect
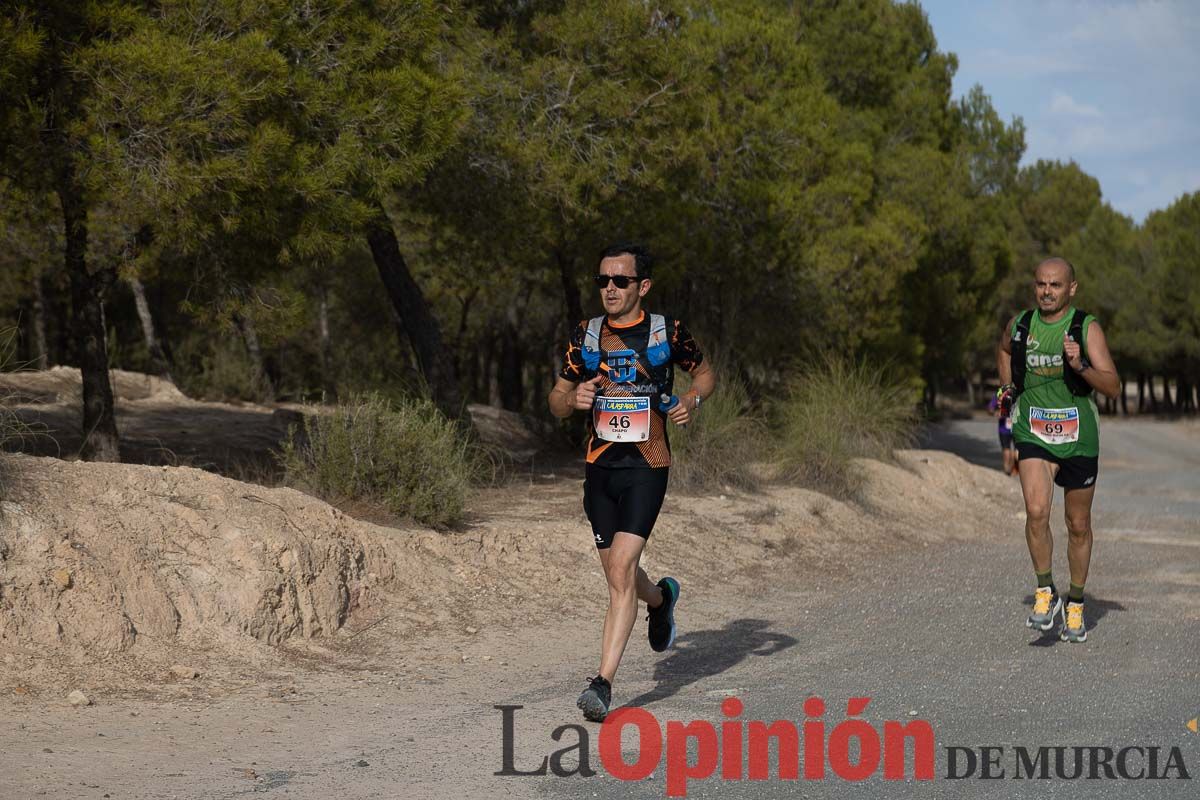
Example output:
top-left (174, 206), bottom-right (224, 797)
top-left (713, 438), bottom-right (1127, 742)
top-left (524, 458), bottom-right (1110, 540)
top-left (1, 0), bottom-right (1198, 499)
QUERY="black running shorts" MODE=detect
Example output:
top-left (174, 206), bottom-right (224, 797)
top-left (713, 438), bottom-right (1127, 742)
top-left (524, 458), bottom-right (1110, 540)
top-left (583, 464), bottom-right (669, 549)
top-left (1016, 441), bottom-right (1099, 490)
top-left (999, 428), bottom-right (1014, 449)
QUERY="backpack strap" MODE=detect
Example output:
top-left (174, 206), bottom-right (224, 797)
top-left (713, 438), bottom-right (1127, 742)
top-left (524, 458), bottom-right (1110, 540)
top-left (1010, 310), bottom-right (1035, 395)
top-left (581, 312), bottom-right (673, 380)
top-left (1065, 309), bottom-right (1092, 396)
top-left (645, 313), bottom-right (670, 367)
top-left (581, 316), bottom-right (604, 375)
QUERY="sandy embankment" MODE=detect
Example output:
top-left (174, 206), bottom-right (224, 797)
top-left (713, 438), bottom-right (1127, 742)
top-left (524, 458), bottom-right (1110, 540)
top-left (0, 368), bottom-right (1021, 697)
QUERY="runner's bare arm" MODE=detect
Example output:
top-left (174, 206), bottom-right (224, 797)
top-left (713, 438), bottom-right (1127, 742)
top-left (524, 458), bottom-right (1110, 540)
top-left (997, 315), bottom-right (1016, 385)
top-left (1072, 321), bottom-right (1120, 400)
top-left (685, 361), bottom-right (715, 408)
top-left (548, 375), bottom-right (602, 418)
top-left (668, 361), bottom-right (715, 426)
top-left (547, 377), bottom-right (578, 418)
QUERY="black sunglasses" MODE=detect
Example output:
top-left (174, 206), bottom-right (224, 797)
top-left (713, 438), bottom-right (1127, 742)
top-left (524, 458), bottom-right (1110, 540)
top-left (594, 274), bottom-right (643, 289)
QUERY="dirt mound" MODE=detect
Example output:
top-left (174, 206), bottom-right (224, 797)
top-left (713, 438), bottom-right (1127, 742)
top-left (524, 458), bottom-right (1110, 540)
top-left (0, 366), bottom-right (187, 405)
top-left (0, 444), bottom-right (1020, 695)
top-left (0, 455), bottom-right (408, 683)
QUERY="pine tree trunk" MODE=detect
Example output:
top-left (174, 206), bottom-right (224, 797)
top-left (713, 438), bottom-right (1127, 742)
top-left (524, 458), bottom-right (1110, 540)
top-left (235, 313), bottom-right (274, 402)
top-left (365, 208), bottom-right (463, 419)
top-left (453, 289), bottom-right (476, 395)
top-left (498, 317), bottom-right (523, 412)
top-left (1161, 375), bottom-right (1174, 412)
top-left (317, 286), bottom-right (335, 400)
top-left (556, 247), bottom-right (582, 331)
top-left (1119, 377), bottom-right (1128, 415)
top-left (59, 177), bottom-right (120, 462)
top-left (53, 276), bottom-right (71, 368)
top-left (1137, 373), bottom-right (1146, 413)
top-left (488, 339), bottom-right (501, 407)
top-left (30, 272), bottom-right (49, 370)
top-left (479, 330), bottom-right (495, 405)
top-left (129, 276), bottom-right (172, 380)
top-left (1147, 372), bottom-right (1158, 413)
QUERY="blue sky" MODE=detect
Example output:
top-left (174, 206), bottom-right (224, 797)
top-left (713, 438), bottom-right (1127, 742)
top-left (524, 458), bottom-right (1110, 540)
top-left (919, 0), bottom-right (1200, 222)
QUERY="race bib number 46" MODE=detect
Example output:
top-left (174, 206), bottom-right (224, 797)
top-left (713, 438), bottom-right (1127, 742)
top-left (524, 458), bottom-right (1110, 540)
top-left (594, 396), bottom-right (650, 442)
top-left (1029, 406), bottom-right (1080, 445)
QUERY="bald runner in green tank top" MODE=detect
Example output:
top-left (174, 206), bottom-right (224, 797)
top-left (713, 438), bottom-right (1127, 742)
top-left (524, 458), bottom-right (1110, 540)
top-left (1010, 307), bottom-right (1099, 459)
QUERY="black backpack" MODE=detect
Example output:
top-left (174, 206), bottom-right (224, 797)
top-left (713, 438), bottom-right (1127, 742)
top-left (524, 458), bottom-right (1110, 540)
top-left (1010, 309), bottom-right (1092, 397)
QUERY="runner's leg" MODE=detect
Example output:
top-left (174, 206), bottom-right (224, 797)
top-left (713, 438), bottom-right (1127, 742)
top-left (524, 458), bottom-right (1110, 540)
top-left (1018, 456), bottom-right (1058, 573)
top-left (1063, 484), bottom-right (1096, 589)
top-left (597, 531), bottom-right (649, 682)
top-left (597, 549), bottom-right (664, 607)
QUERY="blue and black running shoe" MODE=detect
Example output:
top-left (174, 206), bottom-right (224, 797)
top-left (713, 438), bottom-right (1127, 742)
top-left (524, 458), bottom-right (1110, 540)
top-left (647, 577), bottom-right (680, 652)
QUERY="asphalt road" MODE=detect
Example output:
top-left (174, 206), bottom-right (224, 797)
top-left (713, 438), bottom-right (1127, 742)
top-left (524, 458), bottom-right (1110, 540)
top-left (530, 417), bottom-right (1200, 799)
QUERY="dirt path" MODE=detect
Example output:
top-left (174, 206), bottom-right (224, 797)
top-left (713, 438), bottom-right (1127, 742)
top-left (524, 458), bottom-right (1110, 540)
top-left (2, 417), bottom-right (1197, 799)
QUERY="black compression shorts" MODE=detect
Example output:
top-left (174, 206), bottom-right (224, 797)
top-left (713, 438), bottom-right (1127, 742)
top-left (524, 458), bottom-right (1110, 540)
top-left (1016, 441), bottom-right (1098, 490)
top-left (583, 464), bottom-right (669, 549)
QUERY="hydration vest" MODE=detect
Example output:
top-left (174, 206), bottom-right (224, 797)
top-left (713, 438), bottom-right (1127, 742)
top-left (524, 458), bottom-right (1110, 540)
top-left (1010, 308), bottom-right (1092, 397)
top-left (581, 313), bottom-right (672, 385)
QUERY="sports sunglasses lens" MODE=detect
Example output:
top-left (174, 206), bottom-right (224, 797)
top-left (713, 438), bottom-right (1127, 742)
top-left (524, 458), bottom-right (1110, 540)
top-left (595, 275), bottom-right (633, 289)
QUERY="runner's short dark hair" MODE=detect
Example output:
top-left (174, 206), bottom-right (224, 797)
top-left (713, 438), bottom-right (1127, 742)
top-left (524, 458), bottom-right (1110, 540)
top-left (600, 242), bottom-right (654, 279)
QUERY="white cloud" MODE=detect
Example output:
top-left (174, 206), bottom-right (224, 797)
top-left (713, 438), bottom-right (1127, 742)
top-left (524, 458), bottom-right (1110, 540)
top-left (1027, 113), bottom-right (1193, 161)
top-left (1066, 2), bottom-right (1198, 53)
top-left (971, 47), bottom-right (1088, 78)
top-left (923, 0), bottom-right (1200, 221)
top-left (1049, 91), bottom-right (1101, 118)
top-left (1118, 168), bottom-right (1200, 220)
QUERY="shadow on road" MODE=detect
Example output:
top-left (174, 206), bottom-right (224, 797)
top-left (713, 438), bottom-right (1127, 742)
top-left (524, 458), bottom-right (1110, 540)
top-left (1022, 596), bottom-right (1128, 647)
top-left (621, 619), bottom-right (797, 710)
top-left (918, 423), bottom-right (1002, 470)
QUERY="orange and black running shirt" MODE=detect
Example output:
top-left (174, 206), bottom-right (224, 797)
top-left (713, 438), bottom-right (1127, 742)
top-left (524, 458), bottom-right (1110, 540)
top-left (559, 311), bottom-right (703, 469)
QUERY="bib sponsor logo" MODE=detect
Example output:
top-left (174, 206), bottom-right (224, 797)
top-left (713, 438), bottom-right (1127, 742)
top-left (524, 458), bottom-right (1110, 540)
top-left (1029, 406), bottom-right (1080, 445)
top-left (594, 395), bottom-right (651, 442)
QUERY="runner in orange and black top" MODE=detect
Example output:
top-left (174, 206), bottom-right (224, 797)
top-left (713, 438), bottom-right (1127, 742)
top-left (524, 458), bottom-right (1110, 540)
top-left (548, 242), bottom-right (715, 723)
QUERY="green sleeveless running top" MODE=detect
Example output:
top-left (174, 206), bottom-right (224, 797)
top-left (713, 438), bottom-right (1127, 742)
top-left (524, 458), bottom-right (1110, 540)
top-left (1011, 307), bottom-right (1100, 458)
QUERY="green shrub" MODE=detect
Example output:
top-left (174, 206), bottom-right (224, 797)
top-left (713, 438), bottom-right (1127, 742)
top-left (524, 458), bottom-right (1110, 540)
top-left (773, 355), bottom-right (919, 496)
top-left (668, 356), bottom-right (768, 492)
top-left (173, 333), bottom-right (268, 403)
top-left (279, 392), bottom-right (477, 528)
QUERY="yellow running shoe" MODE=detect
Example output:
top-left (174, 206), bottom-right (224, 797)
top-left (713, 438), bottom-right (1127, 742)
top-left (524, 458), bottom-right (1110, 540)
top-left (1061, 601), bottom-right (1087, 642)
top-left (1025, 586), bottom-right (1062, 631)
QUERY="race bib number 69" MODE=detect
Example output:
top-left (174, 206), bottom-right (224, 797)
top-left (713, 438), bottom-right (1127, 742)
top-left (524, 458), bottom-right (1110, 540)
top-left (594, 396), bottom-right (651, 442)
top-left (1029, 405), bottom-right (1080, 445)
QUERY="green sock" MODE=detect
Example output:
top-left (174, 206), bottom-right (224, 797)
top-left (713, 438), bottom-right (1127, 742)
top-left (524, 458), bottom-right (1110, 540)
top-left (1036, 570), bottom-right (1054, 590)
top-left (1068, 583), bottom-right (1084, 603)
